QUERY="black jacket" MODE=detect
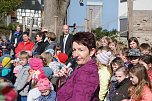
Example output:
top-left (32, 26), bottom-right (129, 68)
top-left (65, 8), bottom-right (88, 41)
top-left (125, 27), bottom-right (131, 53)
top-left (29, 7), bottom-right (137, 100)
top-left (112, 78), bottom-right (131, 101)
top-left (60, 34), bottom-right (73, 57)
top-left (34, 41), bottom-right (49, 55)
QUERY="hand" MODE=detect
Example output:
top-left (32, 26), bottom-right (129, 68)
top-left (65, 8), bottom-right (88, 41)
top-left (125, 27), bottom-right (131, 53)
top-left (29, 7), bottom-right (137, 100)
top-left (14, 44), bottom-right (16, 47)
top-left (2, 46), bottom-right (6, 48)
top-left (53, 65), bottom-right (70, 77)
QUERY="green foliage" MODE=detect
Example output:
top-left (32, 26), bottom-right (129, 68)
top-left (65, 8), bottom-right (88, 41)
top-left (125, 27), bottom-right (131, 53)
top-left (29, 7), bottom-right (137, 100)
top-left (0, 0), bottom-right (22, 14)
top-left (92, 27), bottom-right (118, 40)
top-left (0, 0), bottom-right (22, 35)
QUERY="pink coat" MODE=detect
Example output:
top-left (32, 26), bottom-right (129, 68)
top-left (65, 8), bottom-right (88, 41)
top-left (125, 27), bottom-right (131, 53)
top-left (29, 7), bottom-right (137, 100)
top-left (131, 85), bottom-right (152, 101)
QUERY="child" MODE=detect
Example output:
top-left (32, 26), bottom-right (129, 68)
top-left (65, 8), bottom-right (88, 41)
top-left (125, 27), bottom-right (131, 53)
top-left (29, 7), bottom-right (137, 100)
top-left (127, 48), bottom-right (141, 69)
top-left (139, 43), bottom-right (151, 55)
top-left (100, 36), bottom-right (111, 47)
top-left (41, 52), bottom-right (53, 67)
top-left (37, 78), bottom-right (56, 101)
top-left (96, 46), bottom-right (112, 101)
top-left (107, 57), bottom-right (124, 101)
top-left (128, 37), bottom-right (139, 49)
top-left (109, 39), bottom-right (118, 56)
top-left (0, 35), bottom-right (11, 56)
top-left (14, 51), bottom-right (30, 101)
top-left (112, 67), bottom-right (131, 101)
top-left (129, 64), bottom-right (152, 101)
top-left (139, 55), bottom-right (152, 82)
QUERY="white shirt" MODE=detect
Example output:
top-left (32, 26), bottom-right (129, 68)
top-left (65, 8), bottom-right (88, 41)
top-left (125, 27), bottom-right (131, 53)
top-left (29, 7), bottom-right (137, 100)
top-left (63, 34), bottom-right (69, 53)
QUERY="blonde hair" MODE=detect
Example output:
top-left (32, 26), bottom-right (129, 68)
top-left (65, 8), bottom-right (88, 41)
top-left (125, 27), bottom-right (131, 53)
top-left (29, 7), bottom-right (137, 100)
top-left (41, 52), bottom-right (53, 66)
top-left (18, 51), bottom-right (29, 59)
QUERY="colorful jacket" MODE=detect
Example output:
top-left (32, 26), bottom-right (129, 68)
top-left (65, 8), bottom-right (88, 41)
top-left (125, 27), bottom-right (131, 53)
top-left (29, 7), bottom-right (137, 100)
top-left (57, 59), bottom-right (99, 101)
top-left (130, 85), bottom-right (152, 101)
top-left (98, 64), bottom-right (111, 101)
top-left (15, 40), bottom-right (34, 54)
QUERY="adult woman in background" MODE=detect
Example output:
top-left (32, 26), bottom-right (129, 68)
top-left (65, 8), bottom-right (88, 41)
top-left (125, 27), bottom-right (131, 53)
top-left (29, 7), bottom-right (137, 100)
top-left (57, 32), bottom-right (99, 101)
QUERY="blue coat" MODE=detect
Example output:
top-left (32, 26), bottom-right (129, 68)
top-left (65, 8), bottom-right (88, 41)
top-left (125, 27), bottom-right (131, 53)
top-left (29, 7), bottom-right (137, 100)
top-left (57, 59), bottom-right (99, 101)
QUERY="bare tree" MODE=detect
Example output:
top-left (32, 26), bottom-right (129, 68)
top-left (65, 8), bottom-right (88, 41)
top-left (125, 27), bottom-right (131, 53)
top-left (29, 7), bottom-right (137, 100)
top-left (44, 0), bottom-right (70, 41)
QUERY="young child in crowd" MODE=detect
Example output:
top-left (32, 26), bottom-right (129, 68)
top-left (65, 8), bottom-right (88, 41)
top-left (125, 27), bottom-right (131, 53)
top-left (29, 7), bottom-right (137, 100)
top-left (27, 65), bottom-right (54, 101)
top-left (139, 43), bottom-right (151, 55)
top-left (139, 55), bottom-right (152, 82)
top-left (14, 51), bottom-right (30, 101)
top-left (41, 52), bottom-right (53, 67)
top-left (117, 47), bottom-right (129, 67)
top-left (100, 36), bottom-right (111, 47)
top-left (0, 35), bottom-right (11, 56)
top-left (112, 67), bottom-right (131, 101)
top-left (37, 78), bottom-right (56, 101)
top-left (13, 58), bottom-right (22, 77)
top-left (128, 37), bottom-right (139, 49)
top-left (96, 46), bottom-right (112, 101)
top-left (109, 38), bottom-right (118, 56)
top-left (107, 57), bottom-right (124, 101)
top-left (28, 57), bottom-right (44, 87)
top-left (128, 64), bottom-right (152, 101)
top-left (127, 48), bottom-right (141, 69)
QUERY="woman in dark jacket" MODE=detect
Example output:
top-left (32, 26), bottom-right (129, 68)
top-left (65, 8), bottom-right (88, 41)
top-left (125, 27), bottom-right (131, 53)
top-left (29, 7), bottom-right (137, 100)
top-left (33, 32), bottom-right (49, 55)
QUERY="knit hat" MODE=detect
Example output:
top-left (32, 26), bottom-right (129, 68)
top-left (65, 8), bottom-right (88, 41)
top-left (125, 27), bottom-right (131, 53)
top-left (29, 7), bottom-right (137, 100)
top-left (0, 82), bottom-right (18, 101)
top-left (0, 54), bottom-right (12, 63)
top-left (42, 67), bottom-right (53, 78)
top-left (2, 57), bottom-right (11, 68)
top-left (57, 53), bottom-right (68, 63)
top-left (127, 48), bottom-right (141, 57)
top-left (32, 69), bottom-right (46, 82)
top-left (29, 58), bottom-right (44, 70)
top-left (96, 51), bottom-right (112, 65)
top-left (37, 78), bottom-right (51, 91)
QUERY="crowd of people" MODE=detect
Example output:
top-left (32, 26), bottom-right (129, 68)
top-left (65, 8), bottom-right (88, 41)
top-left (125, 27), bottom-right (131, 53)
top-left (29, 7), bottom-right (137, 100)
top-left (0, 24), bottom-right (152, 101)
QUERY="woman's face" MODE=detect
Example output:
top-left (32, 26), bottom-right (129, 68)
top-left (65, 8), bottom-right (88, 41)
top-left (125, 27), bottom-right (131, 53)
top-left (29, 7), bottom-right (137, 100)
top-left (129, 41), bottom-right (137, 49)
top-left (129, 72), bottom-right (139, 85)
top-left (36, 35), bottom-right (42, 42)
top-left (72, 42), bottom-right (95, 65)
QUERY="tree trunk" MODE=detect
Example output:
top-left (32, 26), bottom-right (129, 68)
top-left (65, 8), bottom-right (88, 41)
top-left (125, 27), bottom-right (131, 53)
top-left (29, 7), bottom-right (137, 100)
top-left (44, 0), bottom-right (70, 42)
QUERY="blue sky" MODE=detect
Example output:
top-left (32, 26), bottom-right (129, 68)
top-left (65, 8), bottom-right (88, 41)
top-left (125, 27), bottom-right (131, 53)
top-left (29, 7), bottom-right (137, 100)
top-left (67, 0), bottom-right (119, 31)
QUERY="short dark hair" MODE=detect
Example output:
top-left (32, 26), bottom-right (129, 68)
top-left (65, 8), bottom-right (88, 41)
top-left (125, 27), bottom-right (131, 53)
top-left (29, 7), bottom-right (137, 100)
top-left (72, 32), bottom-right (96, 51)
top-left (36, 31), bottom-right (45, 41)
top-left (22, 31), bottom-right (29, 36)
